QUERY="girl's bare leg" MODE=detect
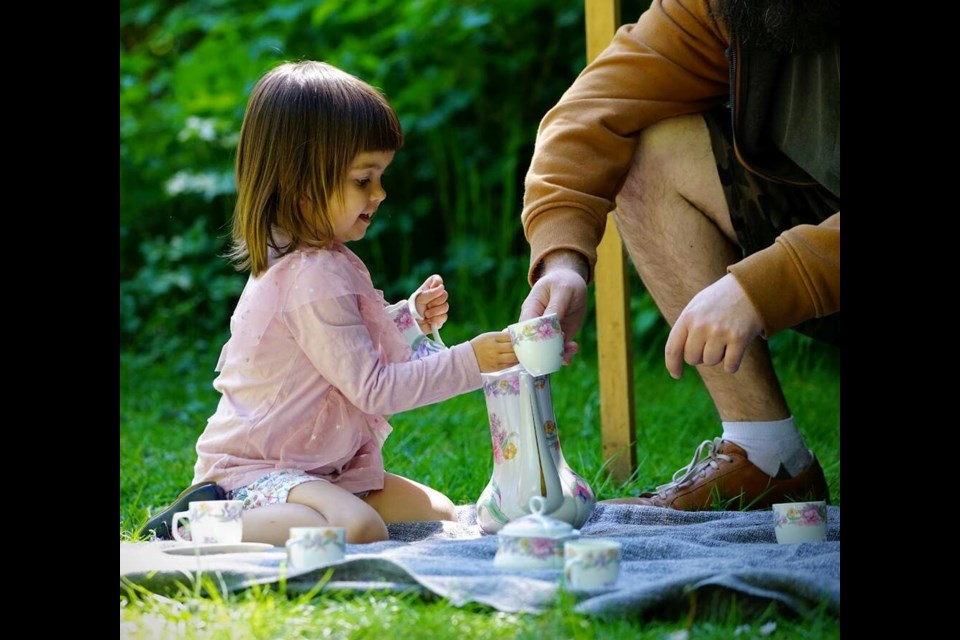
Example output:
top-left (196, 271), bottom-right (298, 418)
top-left (241, 480), bottom-right (389, 546)
top-left (362, 473), bottom-right (457, 524)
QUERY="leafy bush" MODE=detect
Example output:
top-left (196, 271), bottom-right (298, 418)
top-left (120, 216), bottom-right (243, 360)
top-left (120, 0), bottom-right (607, 359)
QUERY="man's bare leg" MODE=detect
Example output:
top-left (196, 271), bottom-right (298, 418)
top-left (602, 115), bottom-right (831, 509)
top-left (614, 114), bottom-right (788, 422)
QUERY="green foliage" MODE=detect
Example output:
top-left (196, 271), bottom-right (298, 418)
top-left (120, 217), bottom-right (242, 361)
top-left (121, 0), bottom-right (589, 358)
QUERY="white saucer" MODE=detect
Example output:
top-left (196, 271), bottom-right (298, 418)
top-left (162, 542), bottom-right (276, 556)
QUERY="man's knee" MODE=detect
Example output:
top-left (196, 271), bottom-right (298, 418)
top-left (620, 115), bottom-right (709, 200)
top-left (616, 114), bottom-right (727, 238)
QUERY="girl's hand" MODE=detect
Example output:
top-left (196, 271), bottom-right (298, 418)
top-left (414, 275), bottom-right (449, 333)
top-left (470, 331), bottom-right (519, 373)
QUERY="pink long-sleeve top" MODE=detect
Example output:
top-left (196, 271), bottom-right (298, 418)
top-left (193, 242), bottom-right (482, 494)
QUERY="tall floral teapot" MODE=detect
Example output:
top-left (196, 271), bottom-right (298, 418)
top-left (476, 364), bottom-right (596, 533)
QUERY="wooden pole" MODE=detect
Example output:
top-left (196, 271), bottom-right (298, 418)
top-left (584, 0), bottom-right (636, 482)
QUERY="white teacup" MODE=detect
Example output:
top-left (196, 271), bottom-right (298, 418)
top-left (172, 500), bottom-right (244, 545)
top-left (563, 539), bottom-right (621, 590)
top-left (773, 501), bottom-right (828, 544)
top-left (286, 526), bottom-right (346, 570)
top-left (507, 313), bottom-right (564, 376)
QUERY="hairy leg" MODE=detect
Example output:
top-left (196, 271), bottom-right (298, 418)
top-left (614, 114), bottom-right (789, 421)
top-left (242, 480), bottom-right (389, 546)
top-left (362, 473), bottom-right (457, 524)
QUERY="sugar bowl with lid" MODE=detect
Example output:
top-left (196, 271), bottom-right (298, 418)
top-left (493, 496), bottom-right (580, 570)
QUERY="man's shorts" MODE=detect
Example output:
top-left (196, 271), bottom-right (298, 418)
top-left (704, 108), bottom-right (840, 345)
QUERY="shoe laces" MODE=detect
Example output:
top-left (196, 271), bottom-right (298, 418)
top-left (654, 437), bottom-right (733, 497)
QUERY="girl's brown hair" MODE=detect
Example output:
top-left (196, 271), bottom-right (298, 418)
top-left (229, 61), bottom-right (403, 275)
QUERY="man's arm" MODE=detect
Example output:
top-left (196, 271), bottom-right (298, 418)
top-left (729, 213), bottom-right (840, 337)
top-left (522, 0), bottom-right (730, 286)
top-left (666, 213), bottom-right (840, 376)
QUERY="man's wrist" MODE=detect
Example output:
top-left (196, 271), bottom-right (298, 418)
top-left (539, 249), bottom-right (589, 282)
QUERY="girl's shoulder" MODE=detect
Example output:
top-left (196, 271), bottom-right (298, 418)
top-left (270, 244), bottom-right (377, 309)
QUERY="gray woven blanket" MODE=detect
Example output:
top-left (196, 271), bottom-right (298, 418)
top-left (120, 504), bottom-right (840, 617)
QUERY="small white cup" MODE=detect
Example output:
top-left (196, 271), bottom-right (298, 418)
top-left (773, 501), bottom-right (828, 544)
top-left (172, 500), bottom-right (244, 545)
top-left (563, 539), bottom-right (621, 590)
top-left (507, 313), bottom-right (564, 376)
top-left (285, 526), bottom-right (346, 571)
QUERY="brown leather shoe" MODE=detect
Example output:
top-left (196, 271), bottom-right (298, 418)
top-left (602, 438), bottom-right (830, 511)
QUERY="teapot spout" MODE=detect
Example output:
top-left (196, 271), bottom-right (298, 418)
top-left (524, 374), bottom-right (565, 514)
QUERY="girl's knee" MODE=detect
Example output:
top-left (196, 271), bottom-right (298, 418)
top-left (344, 512), bottom-right (389, 543)
top-left (432, 494), bottom-right (457, 522)
top-left (285, 504), bottom-right (388, 544)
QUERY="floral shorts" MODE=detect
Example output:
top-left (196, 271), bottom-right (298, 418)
top-left (226, 469), bottom-right (369, 510)
top-left (227, 469), bottom-right (326, 509)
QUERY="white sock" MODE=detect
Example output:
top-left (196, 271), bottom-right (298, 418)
top-left (721, 416), bottom-right (813, 478)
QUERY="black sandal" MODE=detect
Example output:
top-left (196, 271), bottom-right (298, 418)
top-left (140, 481), bottom-right (226, 539)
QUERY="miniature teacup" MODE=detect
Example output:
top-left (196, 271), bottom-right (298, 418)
top-left (285, 526), bottom-right (346, 570)
top-left (172, 500), bottom-right (244, 545)
top-left (507, 313), bottom-right (564, 376)
top-left (773, 501), bottom-right (828, 544)
top-left (563, 539), bottom-right (621, 590)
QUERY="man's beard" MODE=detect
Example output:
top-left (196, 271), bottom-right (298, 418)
top-left (714, 0), bottom-right (840, 53)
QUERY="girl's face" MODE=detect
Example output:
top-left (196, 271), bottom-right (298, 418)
top-left (330, 150), bottom-right (396, 243)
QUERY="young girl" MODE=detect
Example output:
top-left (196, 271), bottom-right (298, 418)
top-left (147, 61), bottom-right (518, 546)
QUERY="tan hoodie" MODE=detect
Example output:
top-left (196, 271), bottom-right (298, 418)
top-left (521, 0), bottom-right (839, 336)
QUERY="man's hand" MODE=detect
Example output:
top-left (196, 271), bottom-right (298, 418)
top-left (664, 273), bottom-right (764, 379)
top-left (519, 251), bottom-right (588, 362)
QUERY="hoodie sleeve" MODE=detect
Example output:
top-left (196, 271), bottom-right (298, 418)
top-left (728, 212), bottom-right (840, 336)
top-left (522, 0), bottom-right (730, 283)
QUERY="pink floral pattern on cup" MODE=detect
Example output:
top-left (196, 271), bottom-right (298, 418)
top-left (567, 547), bottom-right (619, 570)
top-left (507, 314), bottom-right (564, 376)
top-left (563, 539), bottom-right (621, 589)
top-left (295, 528), bottom-right (345, 552)
top-left (286, 526), bottom-right (346, 570)
top-left (509, 315), bottom-right (561, 345)
top-left (774, 502), bottom-right (827, 527)
top-left (772, 501), bottom-right (828, 544)
top-left (192, 501), bottom-right (243, 523)
top-left (172, 500), bottom-right (244, 544)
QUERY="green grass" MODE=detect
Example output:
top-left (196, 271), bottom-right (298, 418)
top-left (120, 330), bottom-right (839, 638)
top-left (120, 583), bottom-right (837, 640)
